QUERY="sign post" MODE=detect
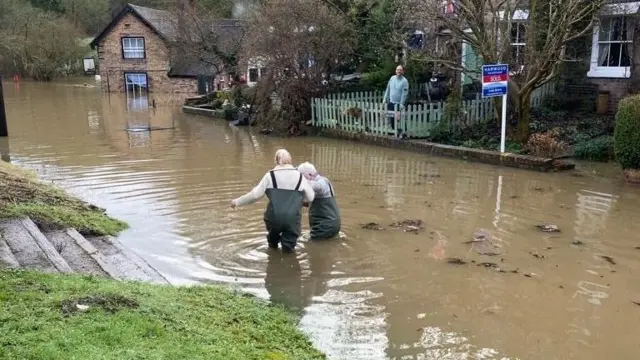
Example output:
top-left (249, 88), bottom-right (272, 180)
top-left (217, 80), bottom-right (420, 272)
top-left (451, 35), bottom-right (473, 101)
top-left (481, 64), bottom-right (509, 153)
top-left (0, 75), bottom-right (7, 137)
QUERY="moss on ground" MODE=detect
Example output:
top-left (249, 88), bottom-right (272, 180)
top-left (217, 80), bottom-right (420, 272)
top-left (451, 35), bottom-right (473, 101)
top-left (0, 269), bottom-right (326, 360)
top-left (0, 161), bottom-right (127, 236)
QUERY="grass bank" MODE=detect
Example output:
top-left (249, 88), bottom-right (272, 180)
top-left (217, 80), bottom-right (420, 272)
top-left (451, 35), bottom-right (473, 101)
top-left (0, 269), bottom-right (325, 360)
top-left (0, 161), bottom-right (127, 236)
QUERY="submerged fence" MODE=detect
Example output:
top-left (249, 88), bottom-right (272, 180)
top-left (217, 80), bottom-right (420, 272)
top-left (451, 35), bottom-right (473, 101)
top-left (312, 81), bottom-right (556, 138)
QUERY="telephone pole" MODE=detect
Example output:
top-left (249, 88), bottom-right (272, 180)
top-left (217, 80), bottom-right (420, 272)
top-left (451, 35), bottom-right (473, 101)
top-left (0, 75), bottom-right (8, 137)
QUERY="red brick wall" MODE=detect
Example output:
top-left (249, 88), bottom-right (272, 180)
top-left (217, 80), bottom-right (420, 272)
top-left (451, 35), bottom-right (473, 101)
top-left (96, 12), bottom-right (197, 98)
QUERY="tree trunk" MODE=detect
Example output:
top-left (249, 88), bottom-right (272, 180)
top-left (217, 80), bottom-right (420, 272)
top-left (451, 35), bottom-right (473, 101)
top-left (516, 90), bottom-right (533, 143)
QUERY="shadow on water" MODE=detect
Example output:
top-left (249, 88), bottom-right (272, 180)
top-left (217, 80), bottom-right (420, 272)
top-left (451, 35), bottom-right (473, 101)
top-left (4, 80), bottom-right (640, 360)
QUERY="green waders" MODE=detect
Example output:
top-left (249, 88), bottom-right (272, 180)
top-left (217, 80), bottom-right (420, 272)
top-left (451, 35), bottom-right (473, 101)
top-left (309, 181), bottom-right (341, 241)
top-left (263, 170), bottom-right (305, 252)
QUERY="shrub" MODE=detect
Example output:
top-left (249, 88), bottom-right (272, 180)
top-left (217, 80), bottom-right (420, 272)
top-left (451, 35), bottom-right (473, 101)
top-left (525, 128), bottom-right (568, 158)
top-left (614, 95), bottom-right (640, 169)
top-left (574, 136), bottom-right (614, 162)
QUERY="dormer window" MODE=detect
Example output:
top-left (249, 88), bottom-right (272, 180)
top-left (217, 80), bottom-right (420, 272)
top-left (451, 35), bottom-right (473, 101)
top-left (122, 37), bottom-right (145, 59)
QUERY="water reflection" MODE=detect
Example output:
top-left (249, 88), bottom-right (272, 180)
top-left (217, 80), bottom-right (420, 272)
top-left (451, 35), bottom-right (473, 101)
top-left (4, 81), bottom-right (640, 360)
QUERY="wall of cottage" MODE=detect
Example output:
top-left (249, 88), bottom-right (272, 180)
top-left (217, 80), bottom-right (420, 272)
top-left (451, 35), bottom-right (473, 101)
top-left (96, 12), bottom-right (197, 98)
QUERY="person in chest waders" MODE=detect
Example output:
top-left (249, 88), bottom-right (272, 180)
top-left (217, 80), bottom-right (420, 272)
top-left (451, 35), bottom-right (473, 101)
top-left (297, 162), bottom-right (341, 241)
top-left (231, 149), bottom-right (315, 253)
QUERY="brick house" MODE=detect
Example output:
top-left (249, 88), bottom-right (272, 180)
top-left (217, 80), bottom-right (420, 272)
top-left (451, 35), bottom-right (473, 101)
top-left (90, 4), bottom-right (244, 98)
top-left (584, 0), bottom-right (640, 111)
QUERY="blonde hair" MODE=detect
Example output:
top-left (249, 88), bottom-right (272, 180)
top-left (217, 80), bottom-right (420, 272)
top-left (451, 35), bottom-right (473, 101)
top-left (274, 149), bottom-right (292, 165)
top-left (297, 162), bottom-right (317, 179)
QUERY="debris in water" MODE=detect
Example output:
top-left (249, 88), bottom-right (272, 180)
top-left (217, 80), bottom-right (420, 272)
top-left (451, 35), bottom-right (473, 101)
top-left (536, 224), bottom-right (560, 232)
top-left (524, 272), bottom-right (538, 278)
top-left (511, 269), bottom-right (519, 274)
top-left (572, 240), bottom-right (585, 246)
top-left (558, 285), bottom-right (565, 289)
top-left (414, 248), bottom-right (420, 252)
top-left (477, 262), bottom-right (498, 269)
top-left (600, 255), bottom-right (616, 265)
top-left (361, 222), bottom-right (384, 230)
top-left (632, 301), bottom-right (640, 306)
top-left (530, 251), bottom-right (545, 259)
top-left (447, 258), bottom-right (467, 265)
top-left (465, 229), bottom-right (501, 256)
top-left (390, 219), bottom-right (425, 233)
top-left (635, 246), bottom-right (640, 250)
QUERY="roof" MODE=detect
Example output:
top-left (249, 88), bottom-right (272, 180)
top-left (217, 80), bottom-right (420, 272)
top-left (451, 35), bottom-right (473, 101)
top-left (90, 4), bottom-right (246, 78)
top-left (90, 4), bottom-right (176, 48)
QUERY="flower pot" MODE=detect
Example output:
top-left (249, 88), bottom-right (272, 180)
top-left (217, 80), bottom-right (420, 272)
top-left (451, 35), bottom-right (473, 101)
top-left (623, 169), bottom-right (640, 184)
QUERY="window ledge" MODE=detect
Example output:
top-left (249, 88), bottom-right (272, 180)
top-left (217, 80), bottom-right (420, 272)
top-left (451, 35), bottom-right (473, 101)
top-left (587, 68), bottom-right (631, 79)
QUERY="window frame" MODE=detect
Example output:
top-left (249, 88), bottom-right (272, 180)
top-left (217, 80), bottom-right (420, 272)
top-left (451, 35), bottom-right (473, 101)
top-left (588, 15), bottom-right (634, 78)
top-left (123, 72), bottom-right (149, 94)
top-left (121, 37), bottom-right (146, 60)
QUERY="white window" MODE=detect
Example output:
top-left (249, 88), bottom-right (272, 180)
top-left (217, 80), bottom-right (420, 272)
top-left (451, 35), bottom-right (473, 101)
top-left (124, 72), bottom-right (148, 94)
top-left (510, 22), bottom-right (526, 66)
top-left (588, 1), bottom-right (640, 78)
top-left (122, 37), bottom-right (145, 59)
top-left (588, 16), bottom-right (633, 78)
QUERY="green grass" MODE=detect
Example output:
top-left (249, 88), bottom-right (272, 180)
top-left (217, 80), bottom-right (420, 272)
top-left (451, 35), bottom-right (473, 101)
top-left (0, 161), bottom-right (127, 236)
top-left (0, 269), bottom-right (326, 360)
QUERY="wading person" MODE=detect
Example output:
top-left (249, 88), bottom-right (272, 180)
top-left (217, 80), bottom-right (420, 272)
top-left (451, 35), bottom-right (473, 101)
top-left (383, 65), bottom-right (409, 138)
top-left (297, 162), bottom-right (341, 241)
top-left (231, 149), bottom-right (315, 252)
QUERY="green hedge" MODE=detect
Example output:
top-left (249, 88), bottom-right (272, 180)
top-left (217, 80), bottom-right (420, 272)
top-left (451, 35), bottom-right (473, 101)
top-left (614, 95), bottom-right (640, 169)
top-left (574, 135), bottom-right (614, 162)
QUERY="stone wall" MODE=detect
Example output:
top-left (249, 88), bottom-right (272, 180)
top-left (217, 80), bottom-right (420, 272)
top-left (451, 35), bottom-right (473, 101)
top-left (96, 12), bottom-right (197, 97)
top-left (315, 128), bottom-right (575, 172)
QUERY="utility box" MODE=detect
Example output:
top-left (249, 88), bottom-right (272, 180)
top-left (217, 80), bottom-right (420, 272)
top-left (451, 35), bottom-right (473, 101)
top-left (597, 90), bottom-right (610, 115)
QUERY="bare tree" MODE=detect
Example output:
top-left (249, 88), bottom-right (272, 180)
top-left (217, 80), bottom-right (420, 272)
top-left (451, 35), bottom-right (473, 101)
top-left (400, 0), bottom-right (605, 142)
top-left (166, 0), bottom-right (244, 80)
top-left (239, 0), bottom-right (355, 133)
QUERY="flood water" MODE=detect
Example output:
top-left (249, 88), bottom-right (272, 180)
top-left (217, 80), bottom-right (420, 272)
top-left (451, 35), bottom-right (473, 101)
top-left (3, 79), bottom-right (640, 359)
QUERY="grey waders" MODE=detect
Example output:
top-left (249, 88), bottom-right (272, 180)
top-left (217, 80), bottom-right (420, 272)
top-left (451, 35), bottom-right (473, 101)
top-left (264, 170), bottom-right (305, 252)
top-left (309, 181), bottom-right (341, 241)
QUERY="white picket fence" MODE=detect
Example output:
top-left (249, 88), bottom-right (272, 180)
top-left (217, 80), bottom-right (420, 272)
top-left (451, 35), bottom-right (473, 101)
top-left (313, 81), bottom-right (556, 138)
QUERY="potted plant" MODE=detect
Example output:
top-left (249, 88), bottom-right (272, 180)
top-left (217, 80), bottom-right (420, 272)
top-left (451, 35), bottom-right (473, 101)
top-left (613, 95), bottom-right (640, 183)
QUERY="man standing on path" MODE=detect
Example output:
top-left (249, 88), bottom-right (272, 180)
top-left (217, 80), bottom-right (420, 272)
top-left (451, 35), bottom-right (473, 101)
top-left (383, 65), bottom-right (409, 138)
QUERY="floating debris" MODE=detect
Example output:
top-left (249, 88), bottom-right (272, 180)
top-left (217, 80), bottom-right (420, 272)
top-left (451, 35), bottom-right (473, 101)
top-left (447, 258), bottom-right (467, 265)
top-left (361, 222), bottom-right (384, 231)
top-left (600, 255), bottom-right (616, 265)
top-left (632, 301), bottom-right (640, 306)
top-left (530, 251), bottom-right (545, 259)
top-left (465, 229), bottom-right (501, 256)
top-left (524, 272), bottom-right (538, 278)
top-left (477, 262), bottom-right (498, 269)
top-left (572, 240), bottom-right (585, 246)
top-left (390, 219), bottom-right (425, 233)
top-left (536, 224), bottom-right (560, 233)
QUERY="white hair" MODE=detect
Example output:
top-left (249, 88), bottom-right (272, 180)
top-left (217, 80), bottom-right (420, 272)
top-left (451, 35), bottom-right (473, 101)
top-left (274, 149), bottom-right (292, 165)
top-left (297, 162), bottom-right (317, 179)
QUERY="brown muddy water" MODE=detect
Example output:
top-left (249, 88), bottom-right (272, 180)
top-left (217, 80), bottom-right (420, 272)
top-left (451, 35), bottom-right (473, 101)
top-left (3, 79), bottom-right (640, 360)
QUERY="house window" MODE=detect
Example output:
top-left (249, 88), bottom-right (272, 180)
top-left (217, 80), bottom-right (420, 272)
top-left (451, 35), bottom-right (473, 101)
top-left (248, 68), bottom-right (259, 83)
top-left (124, 72), bottom-right (148, 94)
top-left (122, 37), bottom-right (145, 59)
top-left (589, 15), bottom-right (634, 78)
top-left (510, 22), bottom-right (526, 66)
